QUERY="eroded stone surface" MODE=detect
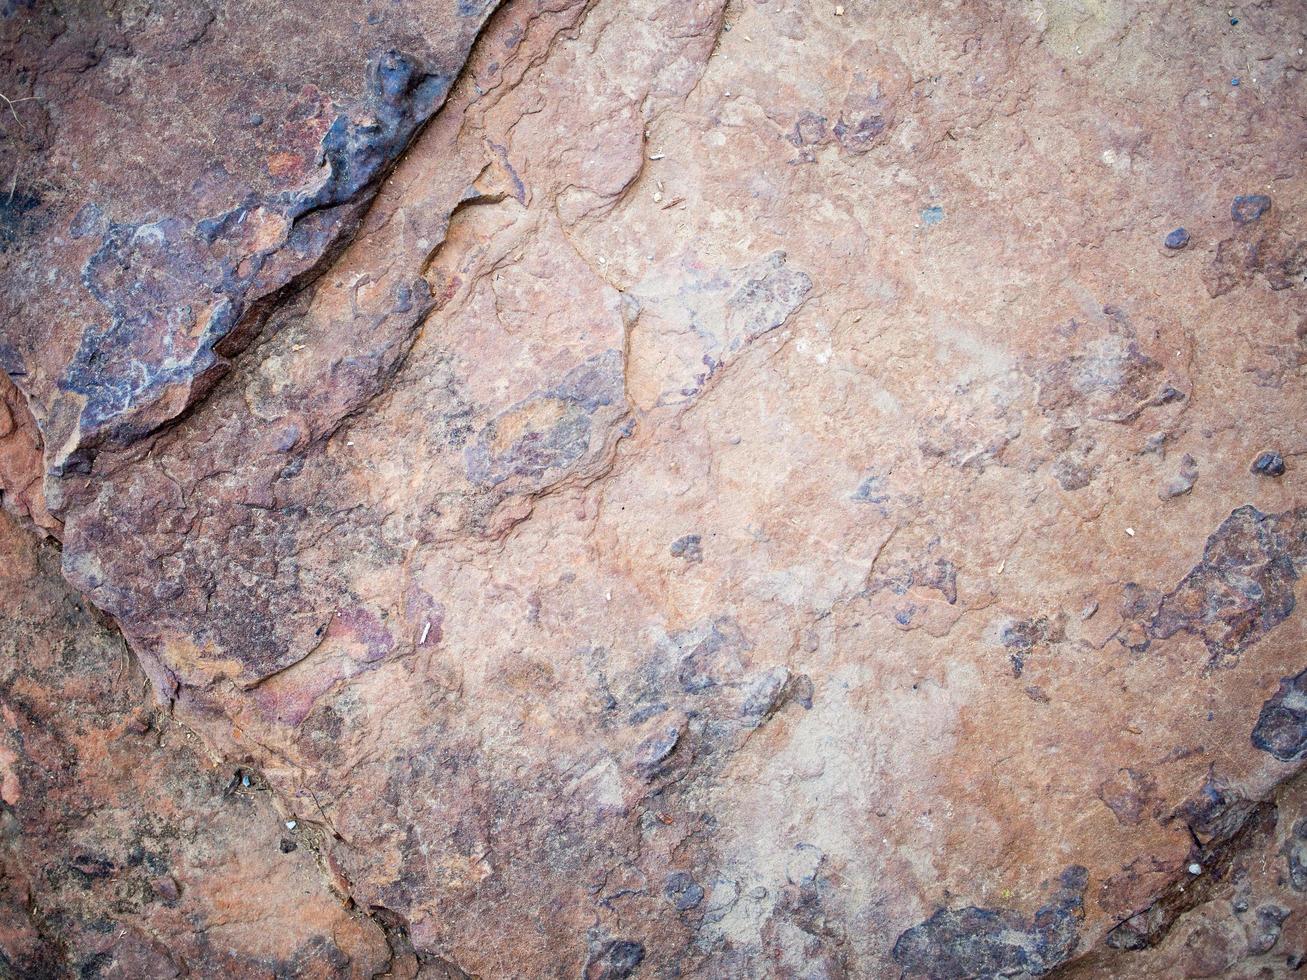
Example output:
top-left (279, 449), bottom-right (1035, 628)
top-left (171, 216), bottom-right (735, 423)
top-left (0, 509), bottom-right (390, 977)
top-left (0, 0), bottom-right (1305, 977)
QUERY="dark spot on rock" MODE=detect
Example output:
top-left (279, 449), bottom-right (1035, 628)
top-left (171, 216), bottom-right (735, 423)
top-left (279, 838), bottom-right (297, 853)
top-left (466, 350), bottom-right (626, 490)
top-left (1248, 904), bottom-right (1288, 954)
top-left (1284, 819), bottom-right (1307, 891)
top-left (584, 938), bottom-right (645, 980)
top-left (1000, 615), bottom-right (1064, 677)
top-left (852, 471), bottom-right (890, 510)
top-left (664, 870), bottom-right (704, 911)
top-left (892, 866), bottom-right (1088, 978)
top-left (1231, 194), bottom-right (1271, 225)
top-left (634, 722), bottom-right (683, 779)
top-left (1251, 450), bottom-right (1286, 477)
top-left (1252, 669), bottom-right (1307, 762)
top-left (788, 111), bottom-right (829, 147)
top-left (673, 618), bottom-right (746, 694)
top-left (289, 50), bottom-right (453, 220)
top-left (0, 187), bottom-right (41, 250)
top-left (1052, 450), bottom-right (1096, 491)
top-left (1164, 227), bottom-right (1190, 250)
top-left (1128, 506), bottom-right (1305, 664)
top-left (670, 533), bottom-right (703, 563)
top-left (834, 112), bottom-right (888, 153)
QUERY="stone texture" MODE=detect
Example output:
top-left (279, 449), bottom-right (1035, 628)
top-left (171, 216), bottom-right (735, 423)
top-left (0, 0), bottom-right (1305, 977)
top-left (0, 508), bottom-right (391, 977)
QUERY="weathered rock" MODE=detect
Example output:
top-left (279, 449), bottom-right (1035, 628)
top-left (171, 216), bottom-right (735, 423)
top-left (0, 509), bottom-right (390, 977)
top-left (0, 0), bottom-right (1305, 976)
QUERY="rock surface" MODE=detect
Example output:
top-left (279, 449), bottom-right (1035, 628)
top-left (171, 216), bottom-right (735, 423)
top-left (0, 0), bottom-right (1305, 976)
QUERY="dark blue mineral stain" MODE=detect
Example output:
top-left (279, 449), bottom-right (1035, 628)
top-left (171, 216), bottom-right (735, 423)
top-left (892, 866), bottom-right (1088, 978)
top-left (1231, 194), bottom-right (1270, 225)
top-left (1252, 669), bottom-right (1307, 762)
top-left (0, 188), bottom-right (41, 251)
top-left (288, 51), bottom-right (454, 219)
top-left (464, 350), bottom-right (626, 489)
top-left (62, 49), bottom-right (463, 455)
top-left (670, 533), bottom-right (703, 563)
top-left (1124, 506), bottom-right (1305, 664)
top-left (584, 938), bottom-right (645, 980)
top-left (664, 870), bottom-right (705, 911)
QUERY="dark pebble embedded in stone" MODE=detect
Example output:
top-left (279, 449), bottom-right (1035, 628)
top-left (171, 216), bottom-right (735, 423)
top-left (1164, 227), bottom-right (1189, 249)
top-left (1232, 194), bottom-right (1271, 225)
top-left (664, 871), bottom-right (705, 910)
top-left (1251, 451), bottom-right (1286, 477)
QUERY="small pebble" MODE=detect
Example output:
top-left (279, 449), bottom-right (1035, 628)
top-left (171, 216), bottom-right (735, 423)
top-left (1251, 450), bottom-right (1286, 477)
top-left (285, 819), bottom-right (297, 830)
top-left (1231, 77), bottom-right (1240, 86)
top-left (1163, 227), bottom-right (1189, 250)
top-left (1188, 863), bottom-right (1203, 875)
top-left (241, 773), bottom-right (251, 787)
top-left (1230, 17), bottom-right (1239, 25)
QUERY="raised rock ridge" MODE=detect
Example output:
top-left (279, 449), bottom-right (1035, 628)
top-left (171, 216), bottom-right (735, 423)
top-left (0, 0), bottom-right (1305, 977)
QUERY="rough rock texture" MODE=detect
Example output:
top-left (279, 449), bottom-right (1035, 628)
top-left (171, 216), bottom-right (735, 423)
top-left (0, 509), bottom-right (391, 977)
top-left (1, 0), bottom-right (1306, 976)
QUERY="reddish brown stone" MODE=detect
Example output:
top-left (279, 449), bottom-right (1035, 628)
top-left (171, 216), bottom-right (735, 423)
top-left (0, 0), bottom-right (1305, 976)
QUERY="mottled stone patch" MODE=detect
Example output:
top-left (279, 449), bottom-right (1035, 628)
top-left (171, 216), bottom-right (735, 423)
top-left (1253, 669), bottom-right (1307, 762)
top-left (1122, 506), bottom-right (1305, 664)
top-left (892, 866), bottom-right (1088, 978)
top-left (465, 349), bottom-right (627, 492)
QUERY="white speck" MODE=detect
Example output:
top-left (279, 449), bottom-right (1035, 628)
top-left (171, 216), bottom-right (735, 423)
top-left (598, 256), bottom-right (606, 265)
top-left (834, 4), bottom-right (844, 14)
top-left (1188, 862), bottom-right (1202, 875)
top-left (648, 153), bottom-right (665, 160)
top-left (653, 191), bottom-right (664, 203)
top-left (1125, 527), bottom-right (1135, 537)
top-left (346, 440), bottom-right (354, 446)
top-left (285, 820), bottom-right (297, 830)
top-left (605, 590), bottom-right (612, 601)
top-left (419, 621), bottom-right (431, 645)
